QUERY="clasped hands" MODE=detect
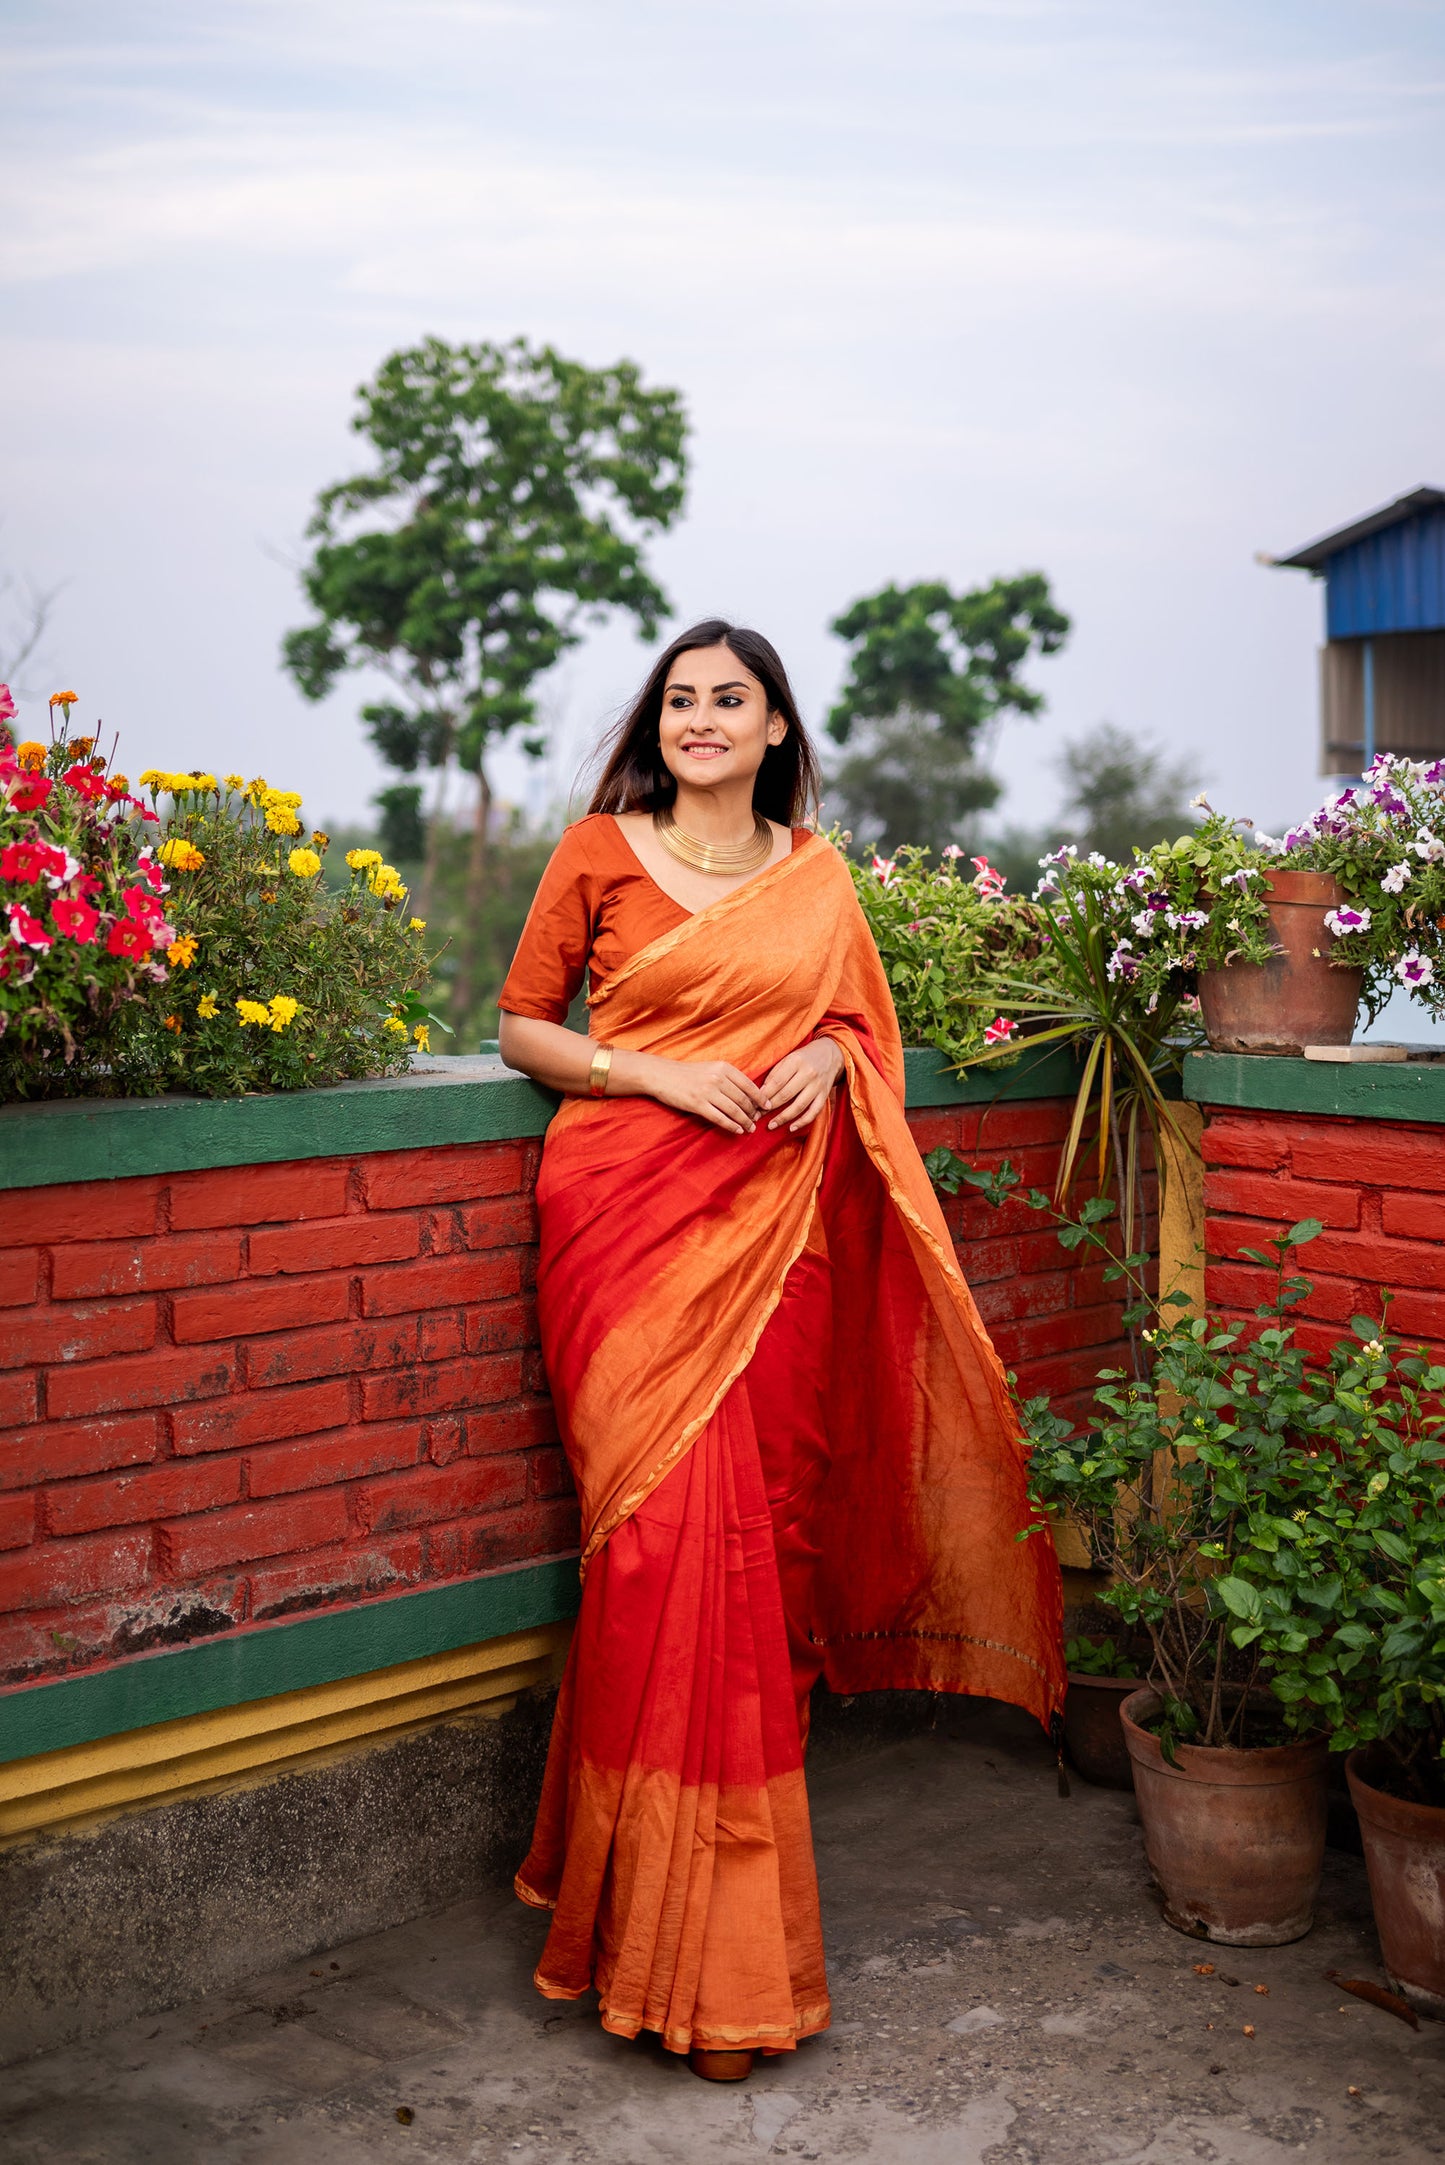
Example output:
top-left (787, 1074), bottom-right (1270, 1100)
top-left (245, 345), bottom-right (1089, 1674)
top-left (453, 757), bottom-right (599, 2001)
top-left (645, 1036), bottom-right (844, 1136)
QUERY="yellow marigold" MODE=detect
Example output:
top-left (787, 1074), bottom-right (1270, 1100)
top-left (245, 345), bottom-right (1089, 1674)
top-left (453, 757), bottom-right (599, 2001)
top-left (260, 889), bottom-right (277, 903)
top-left (110, 772), bottom-right (129, 793)
top-left (167, 934), bottom-right (199, 968)
top-left (413, 1023), bottom-right (430, 1053)
top-left (236, 998), bottom-right (271, 1027)
top-left (310, 830), bottom-right (329, 850)
top-left (287, 847), bottom-right (322, 878)
top-left (162, 1013), bottom-right (182, 1034)
top-left (68, 736), bottom-right (95, 758)
top-left (49, 690), bottom-right (78, 708)
top-left (245, 776), bottom-right (268, 803)
top-left (265, 808), bottom-right (303, 836)
top-left (186, 772), bottom-right (219, 792)
top-left (367, 864), bottom-right (405, 901)
top-left (223, 773), bottom-right (244, 790)
top-left (407, 917), bottom-right (427, 932)
top-left (383, 1015), bottom-right (409, 1038)
top-left (197, 992), bottom-right (219, 1019)
top-left (16, 740), bottom-right (47, 771)
top-left (346, 848), bottom-right (382, 871)
top-left (158, 838), bottom-right (205, 872)
top-left (268, 995), bottom-right (299, 1031)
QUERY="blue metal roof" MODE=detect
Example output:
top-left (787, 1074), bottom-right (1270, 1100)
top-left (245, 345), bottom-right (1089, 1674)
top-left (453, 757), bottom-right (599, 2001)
top-left (1272, 487), bottom-right (1445, 638)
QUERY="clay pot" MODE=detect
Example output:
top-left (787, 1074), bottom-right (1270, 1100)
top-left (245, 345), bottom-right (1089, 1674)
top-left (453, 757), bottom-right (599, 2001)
top-left (1346, 1750), bottom-right (1445, 2017)
top-left (1198, 869), bottom-right (1363, 1055)
top-left (1064, 1672), bottom-right (1142, 1789)
top-left (1121, 1689), bottom-right (1328, 1944)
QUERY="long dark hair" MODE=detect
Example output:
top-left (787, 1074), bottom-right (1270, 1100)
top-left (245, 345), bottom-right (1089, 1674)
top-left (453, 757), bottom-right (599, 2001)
top-left (587, 619), bottom-right (821, 826)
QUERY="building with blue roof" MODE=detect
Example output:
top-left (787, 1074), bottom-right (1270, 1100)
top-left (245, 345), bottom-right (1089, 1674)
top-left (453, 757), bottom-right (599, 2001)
top-left (1270, 486), bottom-right (1445, 777)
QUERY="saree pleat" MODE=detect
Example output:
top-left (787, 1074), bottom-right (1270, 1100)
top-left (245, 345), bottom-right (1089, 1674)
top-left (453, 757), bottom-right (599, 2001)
top-left (518, 1364), bottom-right (829, 2051)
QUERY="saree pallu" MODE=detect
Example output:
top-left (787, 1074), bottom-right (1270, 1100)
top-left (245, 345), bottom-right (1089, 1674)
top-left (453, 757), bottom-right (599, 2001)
top-left (516, 835), bottom-right (1065, 2053)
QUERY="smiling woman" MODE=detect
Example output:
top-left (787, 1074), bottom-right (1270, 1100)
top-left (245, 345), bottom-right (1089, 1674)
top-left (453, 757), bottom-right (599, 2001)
top-left (495, 621), bottom-right (1064, 2082)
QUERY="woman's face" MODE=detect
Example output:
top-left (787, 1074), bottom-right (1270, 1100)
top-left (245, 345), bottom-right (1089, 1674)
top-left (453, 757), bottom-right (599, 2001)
top-left (658, 644), bottom-right (787, 796)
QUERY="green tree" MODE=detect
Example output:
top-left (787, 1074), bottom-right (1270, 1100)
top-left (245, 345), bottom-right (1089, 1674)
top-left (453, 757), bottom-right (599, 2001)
top-left (824, 575), bottom-right (1070, 855)
top-left (283, 335), bottom-right (688, 1022)
top-left (1053, 722), bottom-right (1203, 864)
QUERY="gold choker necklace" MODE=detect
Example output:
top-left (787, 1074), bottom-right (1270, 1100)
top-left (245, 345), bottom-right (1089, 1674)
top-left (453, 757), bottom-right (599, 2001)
top-left (653, 804), bottom-right (773, 875)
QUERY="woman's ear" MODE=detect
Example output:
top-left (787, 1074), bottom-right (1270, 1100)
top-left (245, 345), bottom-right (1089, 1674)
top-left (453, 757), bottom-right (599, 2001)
top-left (766, 711), bottom-right (788, 747)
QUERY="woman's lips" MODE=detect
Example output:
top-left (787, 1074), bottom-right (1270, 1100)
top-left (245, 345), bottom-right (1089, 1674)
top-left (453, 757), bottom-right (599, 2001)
top-left (681, 743), bottom-right (728, 759)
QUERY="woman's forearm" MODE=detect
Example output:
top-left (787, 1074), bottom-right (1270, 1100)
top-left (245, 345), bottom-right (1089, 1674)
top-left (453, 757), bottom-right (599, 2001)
top-left (497, 1011), bottom-right (666, 1100)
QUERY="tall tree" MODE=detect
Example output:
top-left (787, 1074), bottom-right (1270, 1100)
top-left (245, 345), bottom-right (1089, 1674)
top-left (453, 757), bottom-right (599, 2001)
top-left (824, 575), bottom-right (1069, 854)
top-left (1053, 721), bottom-right (1203, 862)
top-left (283, 336), bottom-right (688, 1019)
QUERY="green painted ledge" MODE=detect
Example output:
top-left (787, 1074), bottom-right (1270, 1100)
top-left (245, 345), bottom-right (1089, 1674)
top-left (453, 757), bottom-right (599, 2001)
top-left (1186, 1050), bottom-right (1445, 1126)
top-left (2, 1046), bottom-right (1088, 1193)
top-left (0, 1556), bottom-right (582, 1767)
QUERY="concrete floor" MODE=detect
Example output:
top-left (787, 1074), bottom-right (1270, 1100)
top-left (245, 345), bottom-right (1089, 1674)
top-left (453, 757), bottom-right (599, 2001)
top-left (5, 1699), bottom-right (1443, 2165)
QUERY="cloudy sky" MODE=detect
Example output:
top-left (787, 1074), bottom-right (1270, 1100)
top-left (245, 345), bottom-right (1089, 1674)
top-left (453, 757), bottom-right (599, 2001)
top-left (3, 0), bottom-right (1443, 839)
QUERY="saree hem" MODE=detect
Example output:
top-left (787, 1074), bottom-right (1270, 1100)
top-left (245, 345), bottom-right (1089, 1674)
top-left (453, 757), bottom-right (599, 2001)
top-left (596, 2004), bottom-right (833, 2055)
top-left (514, 1875), bottom-right (556, 1913)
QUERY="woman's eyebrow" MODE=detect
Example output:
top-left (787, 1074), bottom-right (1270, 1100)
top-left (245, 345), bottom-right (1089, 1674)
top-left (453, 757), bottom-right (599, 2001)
top-left (709, 680), bottom-right (748, 693)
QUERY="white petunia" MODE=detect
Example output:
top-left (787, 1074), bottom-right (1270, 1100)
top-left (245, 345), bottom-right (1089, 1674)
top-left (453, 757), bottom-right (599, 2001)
top-left (1381, 862), bottom-right (1412, 894)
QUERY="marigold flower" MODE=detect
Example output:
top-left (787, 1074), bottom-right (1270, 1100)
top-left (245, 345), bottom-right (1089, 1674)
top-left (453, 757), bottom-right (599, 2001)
top-left (264, 807), bottom-right (303, 836)
top-left (223, 773), bottom-right (244, 790)
top-left (346, 848), bottom-right (382, 871)
top-left (287, 847), bottom-right (322, 878)
top-left (197, 992), bottom-right (219, 1019)
top-left (260, 889), bottom-right (276, 904)
top-left (408, 917), bottom-right (426, 931)
top-left (48, 690), bottom-right (79, 708)
top-left (163, 1013), bottom-right (182, 1034)
top-left (67, 736), bottom-right (95, 758)
top-left (383, 1015), bottom-right (409, 1038)
top-left (108, 773), bottom-right (130, 794)
top-left (16, 740), bottom-right (47, 771)
top-left (413, 1023), bottom-right (430, 1052)
top-left (310, 830), bottom-right (329, 849)
top-left (267, 994), bottom-right (299, 1031)
top-left (367, 864), bottom-right (405, 901)
top-left (167, 934), bottom-right (199, 968)
top-left (158, 838), bottom-right (205, 872)
top-left (235, 997), bottom-right (271, 1027)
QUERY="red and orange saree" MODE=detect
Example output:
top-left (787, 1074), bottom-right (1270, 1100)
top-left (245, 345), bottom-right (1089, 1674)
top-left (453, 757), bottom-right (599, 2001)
top-left (513, 829), bottom-right (1064, 2055)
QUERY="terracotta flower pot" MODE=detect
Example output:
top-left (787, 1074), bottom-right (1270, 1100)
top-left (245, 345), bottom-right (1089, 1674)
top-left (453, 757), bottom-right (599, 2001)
top-left (1121, 1689), bottom-right (1328, 1944)
top-left (1064, 1672), bottom-right (1142, 1789)
top-left (1198, 869), bottom-right (1363, 1056)
top-left (1346, 1750), bottom-right (1445, 2017)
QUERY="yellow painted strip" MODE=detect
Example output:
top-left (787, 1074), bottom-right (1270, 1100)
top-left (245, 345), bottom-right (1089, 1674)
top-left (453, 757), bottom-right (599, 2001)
top-left (0, 1622), bottom-right (570, 1845)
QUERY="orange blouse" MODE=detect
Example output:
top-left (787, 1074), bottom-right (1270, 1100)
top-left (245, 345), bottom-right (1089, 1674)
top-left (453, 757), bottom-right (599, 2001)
top-left (498, 813), bottom-right (811, 1023)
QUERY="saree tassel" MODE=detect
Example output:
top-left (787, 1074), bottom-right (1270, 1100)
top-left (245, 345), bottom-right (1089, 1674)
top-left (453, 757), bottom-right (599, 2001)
top-left (1051, 1711), bottom-right (1071, 1799)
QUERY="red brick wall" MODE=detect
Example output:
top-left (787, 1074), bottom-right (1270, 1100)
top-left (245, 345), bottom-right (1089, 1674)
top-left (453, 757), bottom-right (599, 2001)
top-left (1202, 1107), bottom-right (1445, 1363)
top-left (0, 1101), bottom-right (1128, 1690)
top-left (0, 1140), bottom-right (572, 1689)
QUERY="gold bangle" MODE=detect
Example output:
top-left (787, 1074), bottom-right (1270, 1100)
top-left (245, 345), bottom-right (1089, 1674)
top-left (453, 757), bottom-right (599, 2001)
top-left (588, 1044), bottom-right (613, 1098)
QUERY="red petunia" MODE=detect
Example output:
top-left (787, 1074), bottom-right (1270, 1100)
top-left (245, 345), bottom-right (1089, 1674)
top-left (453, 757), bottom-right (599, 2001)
top-left (132, 854), bottom-right (165, 893)
top-left (122, 883), bottom-right (165, 923)
top-left (105, 917), bottom-right (152, 961)
top-left (52, 897), bottom-right (100, 944)
top-left (0, 839), bottom-right (67, 885)
top-left (7, 902), bottom-right (53, 950)
top-left (8, 775), bottom-right (52, 814)
top-left (61, 763), bottom-right (107, 803)
top-left (76, 872), bottom-right (103, 900)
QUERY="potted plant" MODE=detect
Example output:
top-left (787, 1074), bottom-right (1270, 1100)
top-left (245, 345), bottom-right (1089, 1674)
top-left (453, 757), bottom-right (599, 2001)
top-left (1219, 1311), bottom-right (1445, 2013)
top-left (1062, 1635), bottom-right (1145, 1790)
top-left (973, 1176), bottom-right (1342, 1944)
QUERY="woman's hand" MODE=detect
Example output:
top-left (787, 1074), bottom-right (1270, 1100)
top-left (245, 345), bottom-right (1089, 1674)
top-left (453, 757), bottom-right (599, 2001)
top-left (640, 1055), bottom-right (768, 1136)
top-left (759, 1037), bottom-right (845, 1133)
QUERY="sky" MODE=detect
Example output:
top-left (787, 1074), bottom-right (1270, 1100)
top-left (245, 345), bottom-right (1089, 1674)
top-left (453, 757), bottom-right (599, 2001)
top-left (3, 0), bottom-right (1444, 841)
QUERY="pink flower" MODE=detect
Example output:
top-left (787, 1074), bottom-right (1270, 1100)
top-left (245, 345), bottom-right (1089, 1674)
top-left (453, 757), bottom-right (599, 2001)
top-left (52, 897), bottom-right (100, 944)
top-left (870, 853), bottom-right (897, 886)
top-left (983, 1015), bottom-right (1018, 1044)
top-left (971, 855), bottom-right (1006, 898)
top-left (7, 902), bottom-right (53, 950)
top-left (122, 883), bottom-right (166, 923)
top-left (132, 853), bottom-right (165, 894)
top-left (7, 774), bottom-right (52, 814)
top-left (0, 684), bottom-right (15, 730)
top-left (61, 762), bottom-right (106, 803)
top-left (941, 843), bottom-right (963, 860)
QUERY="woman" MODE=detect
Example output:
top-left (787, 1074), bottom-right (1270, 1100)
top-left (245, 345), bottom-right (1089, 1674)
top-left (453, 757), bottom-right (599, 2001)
top-left (498, 620), bottom-right (1063, 2083)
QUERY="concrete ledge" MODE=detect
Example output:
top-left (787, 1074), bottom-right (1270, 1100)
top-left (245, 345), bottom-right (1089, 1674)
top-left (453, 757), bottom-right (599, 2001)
top-left (1186, 1048), bottom-right (1445, 1124)
top-left (3, 1044), bottom-right (1087, 1191)
top-left (0, 1684), bottom-right (557, 2065)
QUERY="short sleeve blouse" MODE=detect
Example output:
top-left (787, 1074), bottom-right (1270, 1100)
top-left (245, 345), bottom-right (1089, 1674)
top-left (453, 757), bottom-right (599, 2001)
top-left (497, 814), bottom-right (809, 1024)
